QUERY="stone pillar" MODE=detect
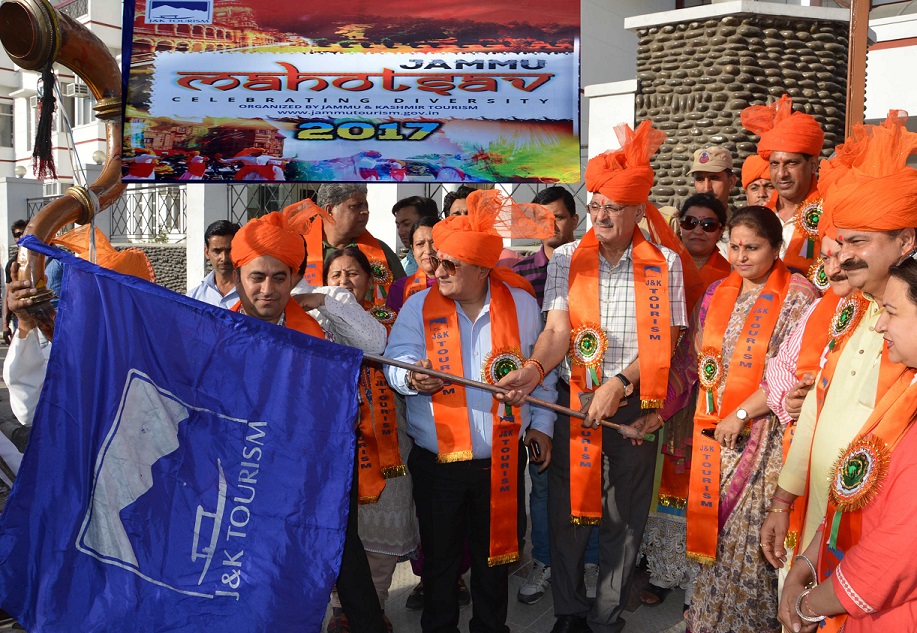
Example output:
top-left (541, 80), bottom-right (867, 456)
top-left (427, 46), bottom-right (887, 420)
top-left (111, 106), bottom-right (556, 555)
top-left (625, 3), bottom-right (850, 210)
top-left (185, 185), bottom-right (231, 293)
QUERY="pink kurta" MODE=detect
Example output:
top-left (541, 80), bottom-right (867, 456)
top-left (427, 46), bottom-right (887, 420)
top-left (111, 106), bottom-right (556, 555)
top-left (830, 420), bottom-right (917, 631)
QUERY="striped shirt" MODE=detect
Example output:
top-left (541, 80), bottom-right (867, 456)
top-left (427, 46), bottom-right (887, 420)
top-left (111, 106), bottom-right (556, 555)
top-left (544, 238), bottom-right (687, 383)
top-left (763, 298), bottom-right (821, 426)
top-left (512, 246), bottom-right (550, 307)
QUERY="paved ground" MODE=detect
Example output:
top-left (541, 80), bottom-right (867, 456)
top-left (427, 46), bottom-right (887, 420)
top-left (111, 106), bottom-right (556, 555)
top-left (0, 342), bottom-right (687, 632)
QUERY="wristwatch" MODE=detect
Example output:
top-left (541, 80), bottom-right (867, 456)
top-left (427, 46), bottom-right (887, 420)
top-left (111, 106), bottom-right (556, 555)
top-left (614, 373), bottom-right (634, 397)
top-left (736, 408), bottom-right (749, 421)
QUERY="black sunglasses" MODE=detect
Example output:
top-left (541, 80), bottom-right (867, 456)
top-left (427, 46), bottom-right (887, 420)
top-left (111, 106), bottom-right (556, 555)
top-left (679, 216), bottom-right (722, 233)
top-left (429, 255), bottom-right (462, 276)
top-left (12, 232), bottom-right (23, 239)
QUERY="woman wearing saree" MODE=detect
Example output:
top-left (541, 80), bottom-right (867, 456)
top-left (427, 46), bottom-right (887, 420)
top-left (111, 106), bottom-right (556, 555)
top-left (682, 207), bottom-right (817, 632)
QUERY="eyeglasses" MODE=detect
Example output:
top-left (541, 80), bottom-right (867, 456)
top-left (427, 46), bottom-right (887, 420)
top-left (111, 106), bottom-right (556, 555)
top-left (12, 232), bottom-right (22, 239)
top-left (587, 203), bottom-right (630, 214)
top-left (430, 255), bottom-right (463, 276)
top-left (679, 216), bottom-right (722, 233)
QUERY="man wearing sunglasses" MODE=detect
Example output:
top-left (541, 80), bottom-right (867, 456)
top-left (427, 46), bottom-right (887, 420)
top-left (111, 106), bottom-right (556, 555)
top-left (384, 190), bottom-right (558, 633)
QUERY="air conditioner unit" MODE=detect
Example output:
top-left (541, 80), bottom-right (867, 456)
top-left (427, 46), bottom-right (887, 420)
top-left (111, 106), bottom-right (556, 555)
top-left (63, 83), bottom-right (91, 98)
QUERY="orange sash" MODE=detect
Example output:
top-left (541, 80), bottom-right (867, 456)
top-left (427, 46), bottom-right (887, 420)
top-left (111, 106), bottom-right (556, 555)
top-left (403, 269), bottom-right (430, 302)
top-left (303, 218), bottom-right (325, 288)
top-left (422, 278), bottom-right (524, 565)
top-left (687, 262), bottom-right (792, 563)
top-left (782, 290), bottom-right (842, 552)
top-left (566, 226), bottom-right (672, 524)
top-left (816, 371), bottom-right (917, 633)
top-left (767, 179), bottom-right (822, 273)
top-left (698, 250), bottom-right (731, 289)
top-left (356, 364), bottom-right (405, 503)
top-left (230, 298), bottom-right (326, 340)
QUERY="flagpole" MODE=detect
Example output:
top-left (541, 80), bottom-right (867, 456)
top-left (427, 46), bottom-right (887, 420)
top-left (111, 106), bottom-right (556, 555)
top-left (362, 353), bottom-right (655, 441)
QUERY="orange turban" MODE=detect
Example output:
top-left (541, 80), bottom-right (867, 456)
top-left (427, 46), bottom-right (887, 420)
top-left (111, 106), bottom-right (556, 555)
top-left (52, 225), bottom-right (155, 282)
top-left (232, 212), bottom-right (306, 270)
top-left (433, 190), bottom-right (555, 269)
top-left (585, 120), bottom-right (665, 204)
top-left (741, 95), bottom-right (825, 160)
top-left (741, 154), bottom-right (771, 188)
top-left (820, 110), bottom-right (917, 235)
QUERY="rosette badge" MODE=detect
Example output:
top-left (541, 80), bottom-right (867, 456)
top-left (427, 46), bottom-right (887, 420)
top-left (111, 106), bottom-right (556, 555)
top-left (482, 348), bottom-right (525, 420)
top-left (829, 294), bottom-right (869, 350)
top-left (698, 348), bottom-right (724, 414)
top-left (795, 198), bottom-right (823, 259)
top-left (570, 323), bottom-right (607, 389)
top-left (369, 259), bottom-right (393, 303)
top-left (369, 305), bottom-right (397, 330)
top-left (827, 434), bottom-right (889, 548)
top-left (808, 258), bottom-right (830, 293)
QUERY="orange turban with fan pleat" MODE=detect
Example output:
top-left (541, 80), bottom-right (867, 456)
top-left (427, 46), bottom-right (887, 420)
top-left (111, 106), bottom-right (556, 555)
top-left (433, 189), bottom-right (556, 269)
top-left (52, 225), bottom-right (155, 282)
top-left (742, 95), bottom-right (825, 160)
top-left (741, 154), bottom-right (771, 188)
top-left (820, 110), bottom-right (917, 237)
top-left (232, 201), bottom-right (334, 270)
top-left (585, 120), bottom-right (664, 204)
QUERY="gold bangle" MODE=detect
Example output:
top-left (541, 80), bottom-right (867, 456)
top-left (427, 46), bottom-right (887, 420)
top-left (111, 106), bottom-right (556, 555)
top-left (767, 507), bottom-right (792, 513)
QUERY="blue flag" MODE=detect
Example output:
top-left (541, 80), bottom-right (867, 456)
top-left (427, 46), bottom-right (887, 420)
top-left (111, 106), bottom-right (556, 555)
top-left (0, 236), bottom-right (361, 632)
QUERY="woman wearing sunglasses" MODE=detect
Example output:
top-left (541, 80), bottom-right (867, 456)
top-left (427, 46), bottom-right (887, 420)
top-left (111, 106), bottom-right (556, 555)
top-left (640, 193), bottom-right (732, 614)
top-left (678, 193), bottom-right (731, 287)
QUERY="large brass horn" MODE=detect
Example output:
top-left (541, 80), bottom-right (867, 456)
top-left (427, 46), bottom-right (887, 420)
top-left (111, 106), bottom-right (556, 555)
top-left (0, 0), bottom-right (125, 333)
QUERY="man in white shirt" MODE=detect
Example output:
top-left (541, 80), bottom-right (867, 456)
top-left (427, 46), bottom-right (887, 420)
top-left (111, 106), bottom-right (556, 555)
top-left (186, 220), bottom-right (241, 309)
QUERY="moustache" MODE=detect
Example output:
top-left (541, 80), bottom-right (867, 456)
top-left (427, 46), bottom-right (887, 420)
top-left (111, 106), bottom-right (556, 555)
top-left (595, 221), bottom-right (614, 229)
top-left (828, 271), bottom-right (848, 282)
top-left (840, 259), bottom-right (868, 272)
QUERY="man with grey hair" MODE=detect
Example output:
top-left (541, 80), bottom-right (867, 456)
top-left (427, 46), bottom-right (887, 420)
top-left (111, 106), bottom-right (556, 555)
top-left (306, 184), bottom-right (405, 301)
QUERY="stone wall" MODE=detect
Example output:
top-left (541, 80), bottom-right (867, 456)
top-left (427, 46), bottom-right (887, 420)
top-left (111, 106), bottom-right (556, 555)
top-left (633, 13), bottom-right (849, 210)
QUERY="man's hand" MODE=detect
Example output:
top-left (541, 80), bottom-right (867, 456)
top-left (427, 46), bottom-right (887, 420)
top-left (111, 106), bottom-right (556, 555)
top-left (785, 373), bottom-right (816, 420)
top-left (293, 293), bottom-right (326, 311)
top-left (714, 410), bottom-right (745, 450)
top-left (623, 410), bottom-right (663, 446)
top-left (2, 323), bottom-right (11, 345)
top-left (760, 510), bottom-right (791, 568)
top-left (409, 359), bottom-right (443, 394)
top-left (581, 378), bottom-right (626, 428)
top-left (524, 428), bottom-right (553, 472)
top-left (6, 263), bottom-right (40, 338)
top-left (495, 364), bottom-right (540, 406)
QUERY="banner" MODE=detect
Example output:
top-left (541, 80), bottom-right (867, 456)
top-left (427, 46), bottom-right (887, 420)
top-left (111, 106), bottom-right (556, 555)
top-left (122, 0), bottom-right (580, 183)
top-left (0, 237), bottom-right (362, 632)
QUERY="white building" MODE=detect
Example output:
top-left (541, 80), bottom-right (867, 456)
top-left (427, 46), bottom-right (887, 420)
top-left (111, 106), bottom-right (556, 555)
top-left (0, 0), bottom-right (914, 290)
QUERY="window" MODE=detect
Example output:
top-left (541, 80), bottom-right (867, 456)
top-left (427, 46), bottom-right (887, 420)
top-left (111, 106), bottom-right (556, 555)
top-left (0, 103), bottom-right (11, 147)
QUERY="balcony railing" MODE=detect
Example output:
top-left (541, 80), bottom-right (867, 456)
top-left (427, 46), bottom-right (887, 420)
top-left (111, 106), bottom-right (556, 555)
top-left (27, 183), bottom-right (187, 243)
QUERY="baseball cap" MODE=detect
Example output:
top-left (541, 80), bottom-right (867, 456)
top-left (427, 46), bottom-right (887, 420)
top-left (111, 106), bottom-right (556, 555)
top-left (687, 146), bottom-right (734, 174)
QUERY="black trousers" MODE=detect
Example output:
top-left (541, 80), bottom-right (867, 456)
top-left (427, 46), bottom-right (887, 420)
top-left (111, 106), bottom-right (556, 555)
top-left (548, 380), bottom-right (658, 633)
top-left (409, 444), bottom-right (526, 633)
top-left (335, 452), bottom-right (386, 632)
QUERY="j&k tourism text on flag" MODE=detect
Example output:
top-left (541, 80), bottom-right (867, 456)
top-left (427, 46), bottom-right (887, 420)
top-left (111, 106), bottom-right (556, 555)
top-left (0, 237), bottom-right (361, 632)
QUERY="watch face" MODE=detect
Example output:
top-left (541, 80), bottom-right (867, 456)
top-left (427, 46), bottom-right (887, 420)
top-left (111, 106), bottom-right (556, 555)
top-left (737, 409), bottom-right (748, 420)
